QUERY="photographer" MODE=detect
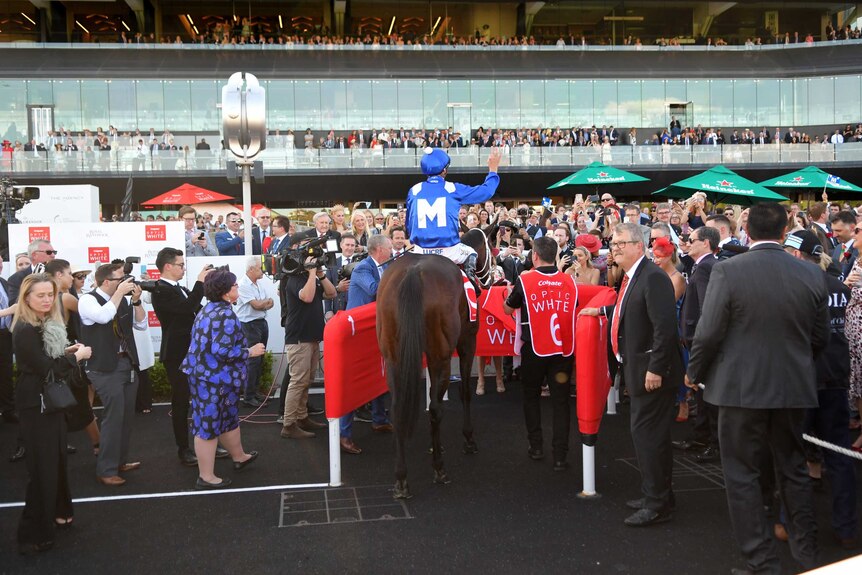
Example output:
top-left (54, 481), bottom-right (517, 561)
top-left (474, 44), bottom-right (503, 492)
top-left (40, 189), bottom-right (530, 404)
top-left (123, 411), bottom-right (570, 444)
top-left (324, 234), bottom-right (357, 321)
top-left (150, 247), bottom-right (215, 466)
top-left (278, 250), bottom-right (336, 439)
top-left (78, 263), bottom-right (146, 486)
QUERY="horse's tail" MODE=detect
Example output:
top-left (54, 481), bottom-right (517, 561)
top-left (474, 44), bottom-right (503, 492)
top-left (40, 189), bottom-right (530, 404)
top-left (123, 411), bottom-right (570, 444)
top-left (395, 265), bottom-right (425, 438)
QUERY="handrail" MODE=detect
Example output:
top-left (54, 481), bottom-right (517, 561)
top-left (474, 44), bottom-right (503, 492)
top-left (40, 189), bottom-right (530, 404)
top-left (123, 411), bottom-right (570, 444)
top-left (3, 142), bottom-right (859, 175)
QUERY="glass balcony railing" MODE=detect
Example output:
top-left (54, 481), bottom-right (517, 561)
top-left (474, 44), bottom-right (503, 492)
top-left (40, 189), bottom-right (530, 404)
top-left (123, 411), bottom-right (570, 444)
top-left (2, 143), bottom-right (860, 175)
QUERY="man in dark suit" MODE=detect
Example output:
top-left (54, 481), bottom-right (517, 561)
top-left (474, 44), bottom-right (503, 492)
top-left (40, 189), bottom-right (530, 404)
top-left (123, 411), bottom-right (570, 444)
top-left (706, 215), bottom-right (746, 260)
top-left (582, 222), bottom-right (683, 527)
top-left (324, 234), bottom-right (356, 321)
top-left (497, 236), bottom-right (527, 284)
top-left (807, 202), bottom-right (835, 254)
top-left (338, 235), bottom-right (394, 454)
top-left (150, 248), bottom-right (216, 466)
top-left (8, 238), bottom-right (57, 303)
top-left (215, 212), bottom-right (261, 256)
top-left (829, 210), bottom-right (858, 280)
top-left (289, 211), bottom-right (341, 246)
top-left (0, 261), bottom-right (15, 424)
top-left (677, 225), bottom-right (720, 461)
top-left (687, 203), bottom-right (830, 574)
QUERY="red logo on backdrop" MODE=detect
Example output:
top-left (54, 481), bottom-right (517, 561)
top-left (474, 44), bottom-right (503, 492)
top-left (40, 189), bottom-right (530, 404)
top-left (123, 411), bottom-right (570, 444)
top-left (147, 311), bottom-right (161, 328)
top-left (28, 226), bottom-right (51, 243)
top-left (88, 247), bottom-right (110, 264)
top-left (145, 225), bottom-right (167, 241)
top-left (145, 268), bottom-right (161, 280)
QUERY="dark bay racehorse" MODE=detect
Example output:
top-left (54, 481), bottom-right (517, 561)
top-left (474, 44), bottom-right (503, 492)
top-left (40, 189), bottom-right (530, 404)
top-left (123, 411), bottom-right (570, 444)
top-left (376, 229), bottom-right (490, 499)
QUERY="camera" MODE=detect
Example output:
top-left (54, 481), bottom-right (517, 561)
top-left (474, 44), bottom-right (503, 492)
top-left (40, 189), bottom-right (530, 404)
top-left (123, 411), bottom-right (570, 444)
top-left (121, 257), bottom-right (158, 292)
top-left (517, 207), bottom-right (530, 217)
top-left (338, 253), bottom-right (368, 281)
top-left (263, 235), bottom-right (339, 280)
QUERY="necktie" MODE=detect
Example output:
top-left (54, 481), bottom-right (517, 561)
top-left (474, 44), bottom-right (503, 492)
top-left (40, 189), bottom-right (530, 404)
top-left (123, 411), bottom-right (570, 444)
top-left (270, 237), bottom-right (281, 253)
top-left (690, 263), bottom-right (698, 277)
top-left (176, 283), bottom-right (188, 299)
top-left (611, 274), bottom-right (630, 359)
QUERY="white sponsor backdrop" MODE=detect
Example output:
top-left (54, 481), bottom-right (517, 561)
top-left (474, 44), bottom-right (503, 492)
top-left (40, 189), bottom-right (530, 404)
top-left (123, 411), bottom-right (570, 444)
top-left (8, 222), bottom-right (185, 352)
top-left (14, 184), bottom-right (100, 224)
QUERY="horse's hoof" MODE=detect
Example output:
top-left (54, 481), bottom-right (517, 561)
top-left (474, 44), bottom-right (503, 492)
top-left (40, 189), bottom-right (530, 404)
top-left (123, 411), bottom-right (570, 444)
top-left (463, 441), bottom-right (478, 455)
top-left (427, 446), bottom-right (446, 455)
top-left (433, 470), bottom-right (451, 485)
top-left (393, 483), bottom-right (412, 500)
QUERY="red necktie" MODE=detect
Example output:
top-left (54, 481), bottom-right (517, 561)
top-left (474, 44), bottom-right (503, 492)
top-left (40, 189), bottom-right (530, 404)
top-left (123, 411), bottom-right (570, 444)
top-left (611, 274), bottom-right (630, 358)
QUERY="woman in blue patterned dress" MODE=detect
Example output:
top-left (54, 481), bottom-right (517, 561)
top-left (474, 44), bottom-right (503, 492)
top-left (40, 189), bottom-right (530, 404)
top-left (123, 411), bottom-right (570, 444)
top-left (181, 269), bottom-right (266, 489)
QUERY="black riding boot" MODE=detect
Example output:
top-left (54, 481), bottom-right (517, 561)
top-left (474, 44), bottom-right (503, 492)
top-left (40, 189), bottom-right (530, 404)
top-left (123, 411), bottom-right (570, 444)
top-left (463, 252), bottom-right (482, 295)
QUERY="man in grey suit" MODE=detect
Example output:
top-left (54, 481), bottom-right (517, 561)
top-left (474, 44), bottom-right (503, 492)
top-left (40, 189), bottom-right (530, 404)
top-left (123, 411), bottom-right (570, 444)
top-left (686, 203), bottom-right (830, 574)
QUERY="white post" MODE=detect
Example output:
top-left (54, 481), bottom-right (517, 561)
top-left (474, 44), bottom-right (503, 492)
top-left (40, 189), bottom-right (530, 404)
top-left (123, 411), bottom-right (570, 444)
top-left (606, 386), bottom-right (617, 415)
top-left (425, 368), bottom-right (431, 411)
top-left (577, 444), bottom-right (601, 499)
top-left (241, 160), bottom-right (253, 256)
top-left (328, 418), bottom-right (342, 487)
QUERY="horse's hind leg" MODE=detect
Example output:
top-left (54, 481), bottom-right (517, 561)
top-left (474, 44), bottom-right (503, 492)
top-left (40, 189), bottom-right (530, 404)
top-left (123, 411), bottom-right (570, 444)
top-left (428, 361), bottom-right (451, 485)
top-left (390, 371), bottom-right (411, 499)
top-left (457, 326), bottom-right (479, 454)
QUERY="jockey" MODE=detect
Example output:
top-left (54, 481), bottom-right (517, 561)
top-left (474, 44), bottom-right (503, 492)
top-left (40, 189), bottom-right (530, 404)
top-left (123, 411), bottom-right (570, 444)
top-left (405, 147), bottom-right (502, 293)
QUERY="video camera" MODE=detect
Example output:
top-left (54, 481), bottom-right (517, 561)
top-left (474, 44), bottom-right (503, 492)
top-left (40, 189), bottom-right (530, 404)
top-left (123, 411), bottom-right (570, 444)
top-left (262, 234), bottom-right (340, 280)
top-left (338, 253), bottom-right (369, 281)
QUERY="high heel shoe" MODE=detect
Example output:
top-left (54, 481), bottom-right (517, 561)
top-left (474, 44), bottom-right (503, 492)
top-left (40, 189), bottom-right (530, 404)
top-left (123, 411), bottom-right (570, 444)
top-left (675, 401), bottom-right (689, 423)
top-left (476, 381), bottom-right (485, 396)
top-left (496, 376), bottom-right (506, 393)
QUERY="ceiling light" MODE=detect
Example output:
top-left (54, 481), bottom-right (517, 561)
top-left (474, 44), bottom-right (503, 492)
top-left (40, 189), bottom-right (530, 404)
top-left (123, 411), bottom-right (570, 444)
top-left (76, 20), bottom-right (90, 34)
top-left (21, 13), bottom-right (36, 26)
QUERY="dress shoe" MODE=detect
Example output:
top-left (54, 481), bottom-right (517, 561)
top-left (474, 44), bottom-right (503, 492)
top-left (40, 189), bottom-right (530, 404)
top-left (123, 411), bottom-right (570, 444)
top-left (281, 423), bottom-right (315, 439)
top-left (671, 439), bottom-right (706, 451)
top-left (528, 447), bottom-right (544, 460)
top-left (195, 476), bottom-right (232, 490)
top-left (372, 423), bottom-right (394, 433)
top-left (242, 397), bottom-right (263, 408)
top-left (626, 496), bottom-right (676, 511)
top-left (306, 403), bottom-right (325, 416)
top-left (215, 446), bottom-right (230, 459)
top-left (66, 444), bottom-right (77, 454)
top-left (553, 460), bottom-right (569, 472)
top-left (297, 417), bottom-right (327, 430)
top-left (9, 446), bottom-right (25, 463)
top-left (2, 410), bottom-right (19, 424)
top-left (18, 541), bottom-right (53, 556)
top-left (695, 446), bottom-right (720, 463)
top-left (233, 451), bottom-right (258, 471)
top-left (179, 448), bottom-right (198, 466)
top-left (119, 461), bottom-right (141, 472)
top-left (96, 475), bottom-right (126, 487)
top-left (340, 438), bottom-right (362, 454)
top-left (354, 407), bottom-right (373, 422)
top-left (624, 508), bottom-right (672, 527)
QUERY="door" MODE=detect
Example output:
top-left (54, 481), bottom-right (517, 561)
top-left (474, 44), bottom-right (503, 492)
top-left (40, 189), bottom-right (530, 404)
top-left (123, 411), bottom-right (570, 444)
top-left (447, 103), bottom-right (472, 146)
top-left (27, 105), bottom-right (54, 148)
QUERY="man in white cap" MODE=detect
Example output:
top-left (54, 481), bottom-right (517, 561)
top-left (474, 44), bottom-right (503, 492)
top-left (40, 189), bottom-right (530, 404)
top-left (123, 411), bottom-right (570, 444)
top-left (404, 147), bottom-right (502, 292)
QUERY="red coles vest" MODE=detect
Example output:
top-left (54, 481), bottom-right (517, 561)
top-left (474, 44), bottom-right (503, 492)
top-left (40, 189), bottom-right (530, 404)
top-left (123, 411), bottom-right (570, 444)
top-left (518, 270), bottom-right (578, 357)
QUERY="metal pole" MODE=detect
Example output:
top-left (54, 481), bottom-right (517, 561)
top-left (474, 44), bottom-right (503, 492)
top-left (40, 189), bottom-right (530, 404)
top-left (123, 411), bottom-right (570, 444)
top-left (328, 418), bottom-right (342, 486)
top-left (241, 161), bottom-right (253, 256)
top-left (606, 385), bottom-right (617, 415)
top-left (577, 445), bottom-right (601, 499)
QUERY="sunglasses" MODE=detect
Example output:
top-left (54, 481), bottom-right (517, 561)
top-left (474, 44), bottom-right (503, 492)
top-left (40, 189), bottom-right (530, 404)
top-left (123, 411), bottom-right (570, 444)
top-left (34, 250), bottom-right (58, 255)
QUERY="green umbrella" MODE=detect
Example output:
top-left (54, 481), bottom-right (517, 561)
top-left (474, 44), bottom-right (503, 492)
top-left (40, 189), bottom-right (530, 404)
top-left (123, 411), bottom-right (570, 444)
top-left (547, 161), bottom-right (649, 189)
top-left (652, 165), bottom-right (788, 205)
top-left (759, 166), bottom-right (862, 193)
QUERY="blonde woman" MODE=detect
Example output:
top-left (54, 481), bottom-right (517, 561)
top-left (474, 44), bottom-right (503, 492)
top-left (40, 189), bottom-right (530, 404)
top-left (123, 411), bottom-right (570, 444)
top-left (330, 204), bottom-right (348, 234)
top-left (350, 210), bottom-right (369, 249)
top-left (566, 247), bottom-right (600, 285)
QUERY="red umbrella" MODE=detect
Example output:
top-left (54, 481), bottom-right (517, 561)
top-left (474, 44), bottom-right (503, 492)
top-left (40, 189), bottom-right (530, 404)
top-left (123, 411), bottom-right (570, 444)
top-left (143, 183), bottom-right (234, 206)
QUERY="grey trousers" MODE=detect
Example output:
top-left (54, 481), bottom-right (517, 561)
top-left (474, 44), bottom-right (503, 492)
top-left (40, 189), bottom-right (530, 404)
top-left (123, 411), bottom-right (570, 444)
top-left (88, 356), bottom-right (138, 477)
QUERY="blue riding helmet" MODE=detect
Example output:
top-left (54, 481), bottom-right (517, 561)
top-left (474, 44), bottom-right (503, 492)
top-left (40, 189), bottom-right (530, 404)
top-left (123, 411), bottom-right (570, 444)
top-left (420, 148), bottom-right (451, 176)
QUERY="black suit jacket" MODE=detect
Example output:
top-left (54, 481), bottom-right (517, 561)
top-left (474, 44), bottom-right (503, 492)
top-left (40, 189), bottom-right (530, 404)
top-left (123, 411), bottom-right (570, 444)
top-left (679, 255), bottom-right (716, 343)
top-left (606, 258), bottom-right (684, 396)
top-left (150, 279), bottom-right (205, 365)
top-left (497, 254), bottom-right (526, 284)
top-left (324, 255), bottom-right (350, 314)
top-left (7, 265), bottom-right (33, 304)
top-left (687, 243), bottom-right (830, 409)
top-left (289, 228), bottom-right (342, 247)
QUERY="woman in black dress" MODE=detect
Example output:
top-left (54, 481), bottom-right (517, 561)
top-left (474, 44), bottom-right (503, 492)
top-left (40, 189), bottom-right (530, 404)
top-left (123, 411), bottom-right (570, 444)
top-left (12, 273), bottom-right (91, 555)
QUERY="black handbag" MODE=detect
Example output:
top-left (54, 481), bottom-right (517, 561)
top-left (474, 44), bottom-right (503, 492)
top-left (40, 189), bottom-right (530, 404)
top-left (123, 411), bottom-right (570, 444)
top-left (41, 369), bottom-right (77, 414)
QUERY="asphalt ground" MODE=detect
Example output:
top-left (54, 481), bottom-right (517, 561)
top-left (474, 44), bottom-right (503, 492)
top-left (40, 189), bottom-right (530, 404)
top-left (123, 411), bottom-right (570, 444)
top-left (1, 380), bottom-right (860, 574)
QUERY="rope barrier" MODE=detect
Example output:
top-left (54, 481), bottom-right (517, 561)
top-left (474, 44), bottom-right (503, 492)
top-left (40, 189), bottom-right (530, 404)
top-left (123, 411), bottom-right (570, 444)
top-left (802, 433), bottom-right (862, 461)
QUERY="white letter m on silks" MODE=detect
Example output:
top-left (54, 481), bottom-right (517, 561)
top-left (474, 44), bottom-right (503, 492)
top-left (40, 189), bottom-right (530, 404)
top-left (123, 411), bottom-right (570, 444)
top-left (417, 197), bottom-right (446, 229)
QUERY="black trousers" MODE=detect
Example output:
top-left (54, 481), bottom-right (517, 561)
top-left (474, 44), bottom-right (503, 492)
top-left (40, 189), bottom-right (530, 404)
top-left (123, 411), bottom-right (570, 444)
top-left (165, 360), bottom-right (190, 451)
top-left (520, 347), bottom-right (572, 461)
top-left (718, 406), bottom-right (819, 573)
top-left (693, 387), bottom-right (719, 447)
top-left (241, 319), bottom-right (269, 400)
top-left (628, 384), bottom-right (676, 512)
top-left (0, 328), bottom-right (13, 415)
top-left (18, 407), bottom-right (73, 546)
top-left (135, 367), bottom-right (153, 412)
